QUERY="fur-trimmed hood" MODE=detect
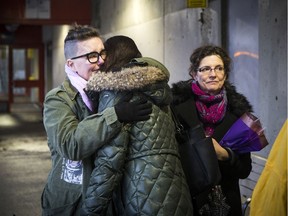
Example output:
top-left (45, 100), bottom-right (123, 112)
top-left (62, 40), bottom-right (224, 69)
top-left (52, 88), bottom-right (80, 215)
top-left (86, 57), bottom-right (169, 92)
top-left (171, 79), bottom-right (253, 117)
top-left (86, 65), bottom-right (168, 92)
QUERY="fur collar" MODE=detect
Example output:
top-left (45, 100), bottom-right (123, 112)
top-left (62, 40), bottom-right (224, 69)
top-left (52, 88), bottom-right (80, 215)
top-left (86, 65), bottom-right (168, 92)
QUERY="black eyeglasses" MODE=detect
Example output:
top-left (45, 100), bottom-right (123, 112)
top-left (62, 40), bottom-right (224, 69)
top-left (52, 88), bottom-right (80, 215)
top-left (197, 65), bottom-right (225, 74)
top-left (70, 50), bottom-right (107, 63)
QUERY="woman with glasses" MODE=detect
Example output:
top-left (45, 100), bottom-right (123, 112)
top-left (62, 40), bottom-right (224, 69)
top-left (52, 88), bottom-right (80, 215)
top-left (41, 25), bottom-right (152, 216)
top-left (81, 35), bottom-right (194, 216)
top-left (171, 45), bottom-right (253, 216)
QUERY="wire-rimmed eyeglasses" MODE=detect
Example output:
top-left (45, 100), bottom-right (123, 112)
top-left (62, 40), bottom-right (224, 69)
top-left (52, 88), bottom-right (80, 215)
top-left (70, 50), bottom-right (107, 63)
top-left (197, 65), bottom-right (225, 74)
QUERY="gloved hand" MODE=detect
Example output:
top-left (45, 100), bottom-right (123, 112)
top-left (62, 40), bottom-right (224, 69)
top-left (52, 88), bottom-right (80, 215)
top-left (115, 94), bottom-right (152, 123)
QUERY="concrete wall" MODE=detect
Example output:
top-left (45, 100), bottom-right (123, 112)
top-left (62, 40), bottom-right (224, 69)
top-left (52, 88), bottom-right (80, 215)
top-left (226, 0), bottom-right (287, 157)
top-left (98, 0), bottom-right (221, 84)
top-left (257, 0), bottom-right (287, 156)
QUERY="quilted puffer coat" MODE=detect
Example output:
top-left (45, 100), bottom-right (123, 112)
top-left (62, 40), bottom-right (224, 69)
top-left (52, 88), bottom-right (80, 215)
top-left (81, 57), bottom-right (194, 216)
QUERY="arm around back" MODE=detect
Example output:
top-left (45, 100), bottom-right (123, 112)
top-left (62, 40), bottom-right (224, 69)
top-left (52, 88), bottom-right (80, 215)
top-left (43, 87), bottom-right (122, 161)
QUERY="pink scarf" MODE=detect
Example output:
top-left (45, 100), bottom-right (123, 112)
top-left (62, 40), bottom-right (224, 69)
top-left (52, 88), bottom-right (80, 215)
top-left (65, 65), bottom-right (93, 111)
top-left (191, 81), bottom-right (227, 136)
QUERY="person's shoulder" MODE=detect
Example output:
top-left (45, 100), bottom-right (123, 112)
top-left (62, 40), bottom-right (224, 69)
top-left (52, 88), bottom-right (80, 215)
top-left (131, 57), bottom-right (170, 79)
top-left (45, 86), bottom-right (63, 97)
top-left (225, 82), bottom-right (253, 115)
top-left (171, 80), bottom-right (192, 91)
top-left (171, 79), bottom-right (193, 105)
top-left (45, 79), bottom-right (70, 99)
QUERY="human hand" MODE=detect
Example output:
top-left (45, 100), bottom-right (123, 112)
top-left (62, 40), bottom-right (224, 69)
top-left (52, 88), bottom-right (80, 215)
top-left (212, 138), bottom-right (229, 161)
top-left (115, 94), bottom-right (152, 123)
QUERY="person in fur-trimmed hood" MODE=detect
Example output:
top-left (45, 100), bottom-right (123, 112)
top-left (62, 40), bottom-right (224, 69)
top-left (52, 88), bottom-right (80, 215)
top-left (171, 45), bottom-right (253, 216)
top-left (80, 36), bottom-right (194, 216)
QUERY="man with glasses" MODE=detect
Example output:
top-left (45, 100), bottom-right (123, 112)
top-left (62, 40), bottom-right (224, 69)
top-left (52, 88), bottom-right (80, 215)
top-left (41, 25), bottom-right (152, 216)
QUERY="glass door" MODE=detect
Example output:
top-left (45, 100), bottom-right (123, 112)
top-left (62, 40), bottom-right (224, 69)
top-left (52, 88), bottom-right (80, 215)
top-left (9, 45), bottom-right (44, 112)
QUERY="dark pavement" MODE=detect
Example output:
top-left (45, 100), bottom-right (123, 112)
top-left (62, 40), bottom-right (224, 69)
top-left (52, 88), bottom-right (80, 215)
top-left (0, 102), bottom-right (50, 216)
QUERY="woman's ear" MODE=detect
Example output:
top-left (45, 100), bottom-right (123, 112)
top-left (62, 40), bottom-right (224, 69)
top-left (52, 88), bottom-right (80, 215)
top-left (66, 60), bottom-right (76, 71)
top-left (189, 71), bottom-right (197, 80)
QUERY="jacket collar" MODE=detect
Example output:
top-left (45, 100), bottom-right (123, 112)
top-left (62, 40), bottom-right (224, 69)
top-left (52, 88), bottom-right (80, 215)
top-left (62, 77), bottom-right (79, 101)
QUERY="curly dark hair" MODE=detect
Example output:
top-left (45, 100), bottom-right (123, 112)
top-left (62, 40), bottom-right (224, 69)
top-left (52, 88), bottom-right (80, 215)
top-left (189, 45), bottom-right (232, 79)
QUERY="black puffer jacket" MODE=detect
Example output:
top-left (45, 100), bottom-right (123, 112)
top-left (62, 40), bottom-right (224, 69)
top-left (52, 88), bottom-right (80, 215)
top-left (171, 79), bottom-right (253, 216)
top-left (81, 58), bottom-right (194, 216)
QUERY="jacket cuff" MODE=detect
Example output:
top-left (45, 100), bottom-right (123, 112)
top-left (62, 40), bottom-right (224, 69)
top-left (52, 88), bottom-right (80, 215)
top-left (103, 107), bottom-right (120, 126)
top-left (224, 147), bottom-right (237, 165)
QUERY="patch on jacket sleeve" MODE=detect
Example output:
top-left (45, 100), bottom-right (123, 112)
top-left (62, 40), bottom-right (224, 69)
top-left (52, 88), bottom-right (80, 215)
top-left (61, 158), bottom-right (83, 185)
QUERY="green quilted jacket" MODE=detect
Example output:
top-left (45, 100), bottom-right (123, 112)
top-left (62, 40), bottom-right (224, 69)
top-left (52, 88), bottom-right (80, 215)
top-left (81, 57), bottom-right (194, 216)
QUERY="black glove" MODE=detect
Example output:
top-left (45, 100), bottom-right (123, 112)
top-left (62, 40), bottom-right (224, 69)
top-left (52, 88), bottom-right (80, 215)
top-left (115, 94), bottom-right (152, 123)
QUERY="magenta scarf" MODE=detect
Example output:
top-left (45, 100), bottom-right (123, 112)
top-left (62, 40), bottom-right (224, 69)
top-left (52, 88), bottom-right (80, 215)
top-left (191, 81), bottom-right (227, 136)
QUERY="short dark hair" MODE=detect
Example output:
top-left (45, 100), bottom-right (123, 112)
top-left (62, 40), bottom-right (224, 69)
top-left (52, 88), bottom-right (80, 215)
top-left (101, 35), bottom-right (142, 72)
top-left (64, 24), bottom-right (101, 59)
top-left (189, 45), bottom-right (232, 79)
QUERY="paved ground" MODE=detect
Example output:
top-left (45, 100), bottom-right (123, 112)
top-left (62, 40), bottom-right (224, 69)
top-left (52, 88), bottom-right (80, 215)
top-left (0, 105), bottom-right (51, 216)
